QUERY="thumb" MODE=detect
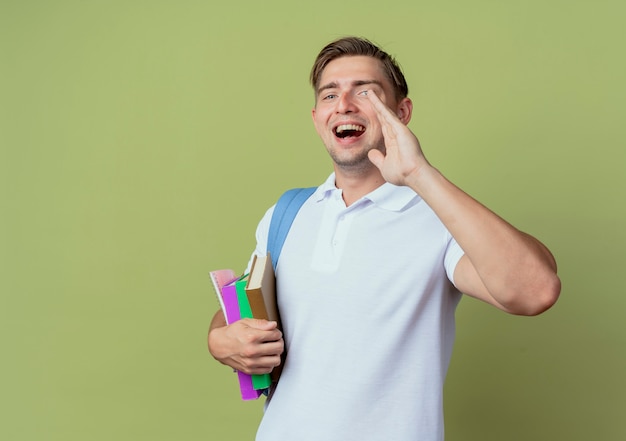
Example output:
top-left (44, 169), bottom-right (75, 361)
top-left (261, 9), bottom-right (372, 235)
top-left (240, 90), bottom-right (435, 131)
top-left (242, 318), bottom-right (277, 331)
top-left (368, 149), bottom-right (385, 170)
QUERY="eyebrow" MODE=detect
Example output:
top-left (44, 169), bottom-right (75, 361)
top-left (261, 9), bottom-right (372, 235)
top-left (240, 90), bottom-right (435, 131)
top-left (316, 79), bottom-right (384, 95)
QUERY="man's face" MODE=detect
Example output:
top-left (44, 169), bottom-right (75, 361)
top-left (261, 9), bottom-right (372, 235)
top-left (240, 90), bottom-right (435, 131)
top-left (311, 55), bottom-right (409, 172)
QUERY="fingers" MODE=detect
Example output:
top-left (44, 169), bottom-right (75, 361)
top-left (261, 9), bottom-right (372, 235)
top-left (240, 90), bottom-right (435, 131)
top-left (243, 317), bottom-right (279, 332)
top-left (210, 319), bottom-right (284, 374)
top-left (365, 89), bottom-right (402, 125)
top-left (362, 89), bottom-right (426, 185)
top-left (239, 339), bottom-right (285, 375)
top-left (234, 319), bottom-right (283, 345)
top-left (365, 89), bottom-right (408, 148)
top-left (236, 322), bottom-right (284, 374)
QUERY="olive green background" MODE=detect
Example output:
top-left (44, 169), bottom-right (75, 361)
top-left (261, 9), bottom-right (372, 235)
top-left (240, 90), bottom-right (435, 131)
top-left (1, 1), bottom-right (624, 440)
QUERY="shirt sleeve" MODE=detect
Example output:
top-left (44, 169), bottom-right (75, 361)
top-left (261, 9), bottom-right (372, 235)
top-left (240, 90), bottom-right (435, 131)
top-left (443, 234), bottom-right (465, 287)
top-left (244, 204), bottom-right (275, 274)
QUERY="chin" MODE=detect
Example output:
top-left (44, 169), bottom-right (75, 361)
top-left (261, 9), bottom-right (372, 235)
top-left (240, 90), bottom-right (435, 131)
top-left (331, 152), bottom-right (374, 171)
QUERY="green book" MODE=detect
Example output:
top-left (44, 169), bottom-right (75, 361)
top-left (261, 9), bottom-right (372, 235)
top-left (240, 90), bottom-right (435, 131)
top-left (235, 276), bottom-right (272, 391)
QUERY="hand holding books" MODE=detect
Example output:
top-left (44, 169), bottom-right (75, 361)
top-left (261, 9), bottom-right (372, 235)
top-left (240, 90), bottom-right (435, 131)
top-left (209, 253), bottom-right (283, 400)
top-left (208, 187), bottom-right (316, 400)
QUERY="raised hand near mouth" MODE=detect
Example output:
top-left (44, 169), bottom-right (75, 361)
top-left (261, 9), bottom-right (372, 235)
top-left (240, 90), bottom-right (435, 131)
top-left (365, 90), bottom-right (431, 188)
top-left (364, 89), bottom-right (559, 316)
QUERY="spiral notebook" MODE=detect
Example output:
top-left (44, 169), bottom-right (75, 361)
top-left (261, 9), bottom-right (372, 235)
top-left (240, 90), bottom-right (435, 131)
top-left (209, 270), bottom-right (263, 400)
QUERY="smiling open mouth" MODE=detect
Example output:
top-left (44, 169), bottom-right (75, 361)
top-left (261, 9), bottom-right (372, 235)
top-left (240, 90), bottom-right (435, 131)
top-left (335, 124), bottom-right (366, 139)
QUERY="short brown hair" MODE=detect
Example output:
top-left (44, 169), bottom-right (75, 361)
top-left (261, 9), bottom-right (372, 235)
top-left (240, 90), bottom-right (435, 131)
top-left (310, 36), bottom-right (409, 100)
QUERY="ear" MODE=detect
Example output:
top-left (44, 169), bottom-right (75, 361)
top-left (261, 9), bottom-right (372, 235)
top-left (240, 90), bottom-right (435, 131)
top-left (311, 107), bottom-right (319, 131)
top-left (311, 107), bottom-right (324, 137)
top-left (395, 97), bottom-right (413, 125)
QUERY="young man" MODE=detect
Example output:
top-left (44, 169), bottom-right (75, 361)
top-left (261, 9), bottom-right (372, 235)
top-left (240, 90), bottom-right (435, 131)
top-left (208, 37), bottom-right (560, 440)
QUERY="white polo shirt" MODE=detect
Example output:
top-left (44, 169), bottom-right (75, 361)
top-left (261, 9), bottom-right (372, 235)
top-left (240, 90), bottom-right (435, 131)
top-left (252, 173), bottom-right (464, 441)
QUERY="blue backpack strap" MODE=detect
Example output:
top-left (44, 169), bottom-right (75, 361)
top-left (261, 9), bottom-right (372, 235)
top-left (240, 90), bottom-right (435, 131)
top-left (267, 187), bottom-right (316, 271)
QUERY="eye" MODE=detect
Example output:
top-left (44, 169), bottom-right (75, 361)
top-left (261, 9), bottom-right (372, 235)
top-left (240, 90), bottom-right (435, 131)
top-left (357, 90), bottom-right (368, 97)
top-left (322, 94), bottom-right (337, 101)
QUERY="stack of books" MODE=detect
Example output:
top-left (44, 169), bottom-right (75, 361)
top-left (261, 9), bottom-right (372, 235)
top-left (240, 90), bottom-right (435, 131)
top-left (209, 253), bottom-right (279, 400)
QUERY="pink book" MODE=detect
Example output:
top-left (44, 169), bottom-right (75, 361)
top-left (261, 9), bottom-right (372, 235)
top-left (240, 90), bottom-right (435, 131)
top-left (210, 270), bottom-right (262, 400)
top-left (210, 269), bottom-right (239, 323)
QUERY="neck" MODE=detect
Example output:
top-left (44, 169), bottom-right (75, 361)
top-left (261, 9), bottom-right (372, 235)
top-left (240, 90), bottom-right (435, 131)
top-left (334, 165), bottom-right (386, 206)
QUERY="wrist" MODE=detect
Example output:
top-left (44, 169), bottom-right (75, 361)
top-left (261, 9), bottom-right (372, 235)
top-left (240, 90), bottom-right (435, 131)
top-left (405, 163), bottom-right (441, 195)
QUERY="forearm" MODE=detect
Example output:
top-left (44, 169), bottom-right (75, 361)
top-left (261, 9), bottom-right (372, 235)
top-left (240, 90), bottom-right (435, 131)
top-left (407, 165), bottom-right (560, 314)
top-left (209, 310), bottom-right (226, 334)
top-left (362, 89), bottom-right (559, 313)
top-left (207, 310), bottom-right (229, 363)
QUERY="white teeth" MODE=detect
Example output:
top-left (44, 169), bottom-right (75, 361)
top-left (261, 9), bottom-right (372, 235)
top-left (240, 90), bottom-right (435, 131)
top-left (335, 124), bottom-right (365, 134)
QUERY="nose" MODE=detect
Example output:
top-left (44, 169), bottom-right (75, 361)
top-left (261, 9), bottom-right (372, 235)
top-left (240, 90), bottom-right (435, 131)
top-left (336, 93), bottom-right (358, 114)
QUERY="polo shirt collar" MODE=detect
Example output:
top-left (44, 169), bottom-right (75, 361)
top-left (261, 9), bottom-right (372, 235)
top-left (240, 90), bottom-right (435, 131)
top-left (314, 173), bottom-right (421, 212)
